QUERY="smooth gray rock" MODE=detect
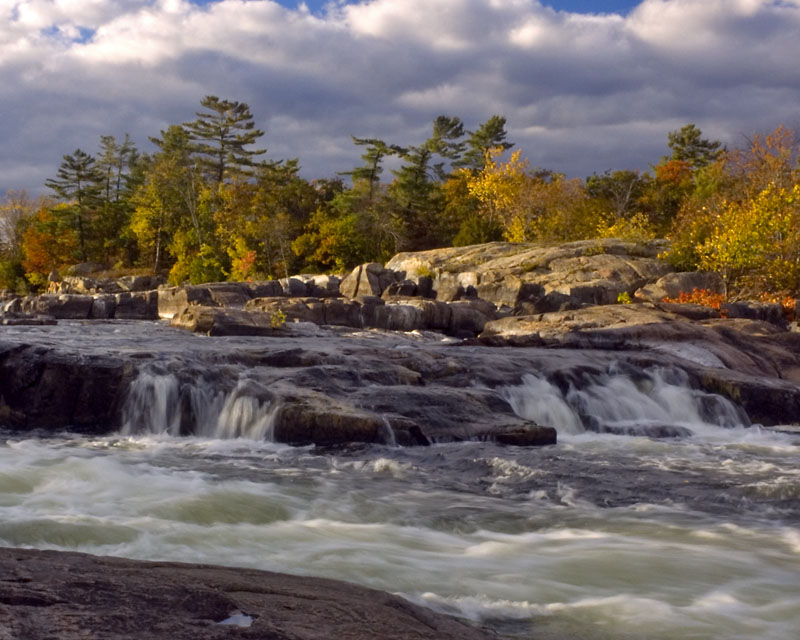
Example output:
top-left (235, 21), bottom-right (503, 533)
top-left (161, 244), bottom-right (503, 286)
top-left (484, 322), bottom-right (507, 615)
top-left (636, 270), bottom-right (726, 302)
top-left (0, 548), bottom-right (496, 640)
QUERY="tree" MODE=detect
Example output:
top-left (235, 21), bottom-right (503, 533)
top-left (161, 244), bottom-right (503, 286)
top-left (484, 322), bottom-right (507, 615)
top-left (96, 134), bottom-right (141, 264)
top-left (428, 115), bottom-right (466, 180)
top-left (184, 95), bottom-right (266, 184)
top-left (45, 149), bottom-right (103, 262)
top-left (132, 126), bottom-right (210, 278)
top-left (1, 191), bottom-right (41, 291)
top-left (454, 115), bottom-right (513, 172)
top-left (667, 124), bottom-right (723, 170)
top-left (585, 170), bottom-right (647, 220)
top-left (340, 137), bottom-right (404, 202)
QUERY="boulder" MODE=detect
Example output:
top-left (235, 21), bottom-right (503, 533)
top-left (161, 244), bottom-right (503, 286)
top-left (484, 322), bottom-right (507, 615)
top-left (0, 548), bottom-right (494, 640)
top-left (448, 299), bottom-right (497, 337)
top-left (246, 297), bottom-right (326, 325)
top-left (90, 294), bottom-right (117, 319)
top-left (241, 280), bottom-right (284, 298)
top-left (0, 343), bottom-right (132, 432)
top-left (117, 274), bottom-right (166, 292)
top-left (171, 306), bottom-right (285, 336)
top-left (493, 426), bottom-right (558, 446)
top-left (381, 279), bottom-right (418, 299)
top-left (304, 274), bottom-right (342, 298)
top-left (158, 284), bottom-right (250, 319)
top-left (721, 301), bottom-right (787, 327)
top-left (340, 263), bottom-right (398, 298)
top-left (384, 303), bottom-right (426, 332)
top-left (272, 395), bottom-right (384, 446)
top-left (636, 271), bottom-right (726, 302)
top-left (115, 291), bottom-right (159, 320)
top-left (158, 285), bottom-right (217, 319)
top-left (279, 276), bottom-right (310, 297)
top-left (388, 239), bottom-right (673, 309)
top-left (20, 294), bottom-right (94, 319)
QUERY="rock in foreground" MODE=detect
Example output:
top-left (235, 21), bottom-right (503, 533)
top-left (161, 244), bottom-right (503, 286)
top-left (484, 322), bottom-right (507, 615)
top-left (0, 548), bottom-right (496, 640)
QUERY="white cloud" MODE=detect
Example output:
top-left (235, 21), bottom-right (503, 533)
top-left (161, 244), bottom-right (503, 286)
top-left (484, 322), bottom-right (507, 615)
top-left (2, 0), bottom-right (800, 193)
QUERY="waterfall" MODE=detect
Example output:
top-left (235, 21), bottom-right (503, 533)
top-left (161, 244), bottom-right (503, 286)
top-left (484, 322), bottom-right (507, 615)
top-left (121, 370), bottom-right (279, 440)
top-left (501, 366), bottom-right (750, 437)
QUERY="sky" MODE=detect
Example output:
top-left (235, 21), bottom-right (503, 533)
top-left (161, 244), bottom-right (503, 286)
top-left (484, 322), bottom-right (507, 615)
top-left (2, 0), bottom-right (799, 194)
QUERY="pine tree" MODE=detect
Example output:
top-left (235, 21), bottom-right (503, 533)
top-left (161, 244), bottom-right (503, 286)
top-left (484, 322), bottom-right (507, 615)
top-left (667, 124), bottom-right (723, 170)
top-left (454, 115), bottom-right (513, 172)
top-left (45, 149), bottom-right (102, 262)
top-left (184, 96), bottom-right (266, 183)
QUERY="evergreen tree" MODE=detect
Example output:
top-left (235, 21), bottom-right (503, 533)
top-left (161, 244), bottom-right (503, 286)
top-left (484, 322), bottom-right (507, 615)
top-left (428, 115), bottom-right (466, 180)
top-left (667, 124), bottom-right (723, 170)
top-left (340, 137), bottom-right (404, 202)
top-left (45, 149), bottom-right (103, 262)
top-left (454, 115), bottom-right (513, 172)
top-left (184, 95), bottom-right (266, 183)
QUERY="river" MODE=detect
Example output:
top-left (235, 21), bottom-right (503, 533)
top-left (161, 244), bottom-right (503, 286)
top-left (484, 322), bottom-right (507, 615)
top-left (1, 322), bottom-right (799, 639)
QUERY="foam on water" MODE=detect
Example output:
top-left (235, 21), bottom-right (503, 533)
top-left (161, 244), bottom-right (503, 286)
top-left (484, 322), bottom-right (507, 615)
top-left (502, 366), bottom-right (750, 440)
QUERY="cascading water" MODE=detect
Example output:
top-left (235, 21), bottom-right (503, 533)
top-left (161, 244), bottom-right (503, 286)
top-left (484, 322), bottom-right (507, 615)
top-left (501, 366), bottom-right (750, 438)
top-left (122, 368), bottom-right (280, 440)
top-left (2, 323), bottom-right (799, 640)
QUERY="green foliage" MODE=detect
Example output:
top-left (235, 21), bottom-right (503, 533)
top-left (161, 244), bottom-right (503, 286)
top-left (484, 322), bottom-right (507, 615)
top-left (184, 95), bottom-right (266, 183)
top-left (24, 100), bottom-right (800, 303)
top-left (667, 124), bottom-right (723, 170)
top-left (270, 309), bottom-right (287, 329)
top-left (617, 291), bottom-right (632, 304)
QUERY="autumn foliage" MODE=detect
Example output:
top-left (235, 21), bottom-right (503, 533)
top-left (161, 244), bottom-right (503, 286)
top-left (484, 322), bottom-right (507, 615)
top-left (2, 99), bottom-right (800, 304)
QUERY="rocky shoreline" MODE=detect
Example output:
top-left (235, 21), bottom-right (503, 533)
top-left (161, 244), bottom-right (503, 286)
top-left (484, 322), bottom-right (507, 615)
top-left (2, 239), bottom-right (800, 442)
top-left (0, 547), bottom-right (497, 640)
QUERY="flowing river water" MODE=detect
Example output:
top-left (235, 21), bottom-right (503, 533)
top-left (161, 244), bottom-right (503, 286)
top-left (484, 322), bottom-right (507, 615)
top-left (1, 323), bottom-right (799, 639)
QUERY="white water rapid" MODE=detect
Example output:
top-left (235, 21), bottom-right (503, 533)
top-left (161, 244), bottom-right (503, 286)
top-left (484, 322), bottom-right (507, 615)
top-left (2, 323), bottom-right (799, 639)
top-left (1, 424), bottom-right (798, 639)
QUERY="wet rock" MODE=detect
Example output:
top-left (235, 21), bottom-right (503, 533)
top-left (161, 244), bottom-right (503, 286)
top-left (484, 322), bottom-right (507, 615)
top-left (272, 397), bottom-right (384, 446)
top-left (0, 312), bottom-right (57, 326)
top-left (0, 342), bottom-right (132, 432)
top-left (0, 548), bottom-right (495, 640)
top-left (493, 426), bottom-right (558, 446)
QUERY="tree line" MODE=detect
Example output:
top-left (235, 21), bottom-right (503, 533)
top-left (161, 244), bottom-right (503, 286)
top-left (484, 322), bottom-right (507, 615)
top-left (1, 95), bottom-right (799, 300)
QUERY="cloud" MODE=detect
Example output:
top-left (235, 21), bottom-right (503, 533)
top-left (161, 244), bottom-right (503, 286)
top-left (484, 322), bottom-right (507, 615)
top-left (2, 0), bottom-right (800, 194)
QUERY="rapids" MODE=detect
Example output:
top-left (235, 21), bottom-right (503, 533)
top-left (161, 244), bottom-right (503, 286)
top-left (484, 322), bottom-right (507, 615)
top-left (1, 426), bottom-right (799, 639)
top-left (1, 321), bottom-right (799, 638)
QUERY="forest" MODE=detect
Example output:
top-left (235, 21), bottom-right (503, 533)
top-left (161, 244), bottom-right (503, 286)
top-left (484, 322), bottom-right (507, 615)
top-left (1, 96), bottom-right (799, 301)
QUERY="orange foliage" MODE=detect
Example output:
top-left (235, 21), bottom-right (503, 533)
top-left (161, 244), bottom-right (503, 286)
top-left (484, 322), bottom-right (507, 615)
top-left (655, 159), bottom-right (692, 186)
top-left (757, 292), bottom-right (798, 322)
top-left (21, 206), bottom-right (78, 278)
top-left (662, 288), bottom-right (726, 314)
